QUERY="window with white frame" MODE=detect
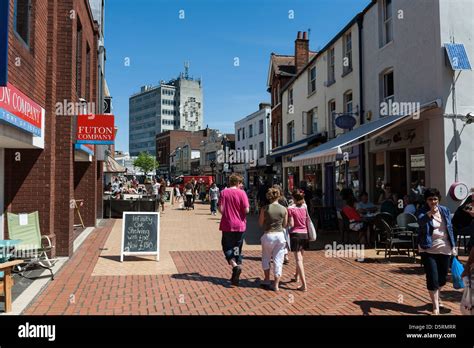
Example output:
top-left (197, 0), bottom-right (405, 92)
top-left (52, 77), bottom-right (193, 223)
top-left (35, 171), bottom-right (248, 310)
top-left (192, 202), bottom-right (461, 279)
top-left (249, 124), bottom-right (253, 138)
top-left (259, 119), bottom-right (264, 134)
top-left (327, 48), bottom-right (335, 84)
top-left (308, 66), bottom-right (316, 94)
top-left (382, 0), bottom-right (393, 46)
top-left (328, 100), bottom-right (336, 138)
top-left (259, 141), bottom-right (264, 158)
top-left (344, 91), bottom-right (353, 114)
top-left (288, 88), bottom-right (294, 111)
top-left (343, 32), bottom-right (352, 74)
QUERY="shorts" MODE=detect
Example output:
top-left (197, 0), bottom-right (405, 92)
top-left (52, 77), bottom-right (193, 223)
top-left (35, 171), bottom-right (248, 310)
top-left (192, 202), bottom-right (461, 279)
top-left (290, 233), bottom-right (309, 252)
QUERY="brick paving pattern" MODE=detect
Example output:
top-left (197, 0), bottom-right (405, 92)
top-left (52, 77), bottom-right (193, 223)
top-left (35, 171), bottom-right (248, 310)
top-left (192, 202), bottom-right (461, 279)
top-left (24, 203), bottom-right (463, 315)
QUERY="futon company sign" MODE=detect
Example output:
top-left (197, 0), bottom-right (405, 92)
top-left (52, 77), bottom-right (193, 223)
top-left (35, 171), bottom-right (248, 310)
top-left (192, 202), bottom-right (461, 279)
top-left (0, 83), bottom-right (44, 136)
top-left (76, 114), bottom-right (115, 145)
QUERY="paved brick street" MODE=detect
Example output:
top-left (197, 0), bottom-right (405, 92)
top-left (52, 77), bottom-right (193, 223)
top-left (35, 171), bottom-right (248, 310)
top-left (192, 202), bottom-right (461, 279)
top-left (24, 203), bottom-right (463, 315)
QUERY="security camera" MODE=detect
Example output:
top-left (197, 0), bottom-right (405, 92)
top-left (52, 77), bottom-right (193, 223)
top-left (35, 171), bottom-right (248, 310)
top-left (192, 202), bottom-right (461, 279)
top-left (466, 112), bottom-right (474, 125)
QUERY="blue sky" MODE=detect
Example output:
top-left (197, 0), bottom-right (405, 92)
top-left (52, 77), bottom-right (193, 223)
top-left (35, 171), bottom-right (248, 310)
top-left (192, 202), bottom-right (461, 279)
top-left (105, 0), bottom-right (372, 152)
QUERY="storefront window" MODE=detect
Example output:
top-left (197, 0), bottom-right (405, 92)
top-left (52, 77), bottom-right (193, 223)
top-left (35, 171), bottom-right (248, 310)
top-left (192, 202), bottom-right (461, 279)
top-left (409, 147), bottom-right (425, 189)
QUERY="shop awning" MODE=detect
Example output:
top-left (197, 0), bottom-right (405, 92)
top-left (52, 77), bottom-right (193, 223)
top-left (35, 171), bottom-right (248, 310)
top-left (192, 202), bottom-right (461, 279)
top-left (103, 155), bottom-right (126, 173)
top-left (291, 99), bottom-right (441, 166)
top-left (271, 132), bottom-right (326, 158)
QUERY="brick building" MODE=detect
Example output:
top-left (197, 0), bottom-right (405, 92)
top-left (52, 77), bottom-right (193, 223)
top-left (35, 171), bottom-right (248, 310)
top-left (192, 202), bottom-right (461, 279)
top-left (1, 0), bottom-right (103, 257)
top-left (156, 129), bottom-right (210, 177)
top-left (266, 34), bottom-right (317, 184)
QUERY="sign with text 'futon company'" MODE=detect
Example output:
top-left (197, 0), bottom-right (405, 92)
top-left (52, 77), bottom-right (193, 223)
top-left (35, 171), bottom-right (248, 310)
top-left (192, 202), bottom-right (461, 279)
top-left (0, 83), bottom-right (43, 136)
top-left (76, 114), bottom-right (115, 145)
top-left (121, 212), bottom-right (160, 262)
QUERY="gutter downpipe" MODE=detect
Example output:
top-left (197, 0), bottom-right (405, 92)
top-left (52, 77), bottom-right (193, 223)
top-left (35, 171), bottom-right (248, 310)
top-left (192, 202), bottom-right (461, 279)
top-left (357, 15), bottom-right (366, 195)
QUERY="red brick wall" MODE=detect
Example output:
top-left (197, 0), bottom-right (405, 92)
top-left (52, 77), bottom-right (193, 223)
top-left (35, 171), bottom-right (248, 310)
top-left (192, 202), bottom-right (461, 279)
top-left (74, 161), bottom-right (97, 227)
top-left (4, 0), bottom-right (100, 257)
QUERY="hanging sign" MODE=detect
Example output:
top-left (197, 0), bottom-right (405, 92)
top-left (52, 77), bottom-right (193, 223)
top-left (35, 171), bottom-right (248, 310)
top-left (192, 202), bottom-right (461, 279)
top-left (335, 114), bottom-right (357, 129)
top-left (76, 114), bottom-right (115, 145)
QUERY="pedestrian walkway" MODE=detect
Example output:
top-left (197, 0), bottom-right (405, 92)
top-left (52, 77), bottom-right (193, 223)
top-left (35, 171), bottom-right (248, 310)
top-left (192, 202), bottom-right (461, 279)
top-left (23, 202), bottom-right (462, 315)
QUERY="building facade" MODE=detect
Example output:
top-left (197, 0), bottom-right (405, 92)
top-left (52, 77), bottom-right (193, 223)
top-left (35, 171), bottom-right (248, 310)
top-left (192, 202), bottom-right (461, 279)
top-left (1, 0), bottom-right (103, 256)
top-left (234, 103), bottom-right (271, 187)
top-left (156, 129), bottom-right (208, 177)
top-left (267, 32), bottom-right (317, 188)
top-left (289, 0), bottom-right (473, 211)
top-left (129, 68), bottom-right (204, 156)
top-left (200, 130), bottom-right (235, 185)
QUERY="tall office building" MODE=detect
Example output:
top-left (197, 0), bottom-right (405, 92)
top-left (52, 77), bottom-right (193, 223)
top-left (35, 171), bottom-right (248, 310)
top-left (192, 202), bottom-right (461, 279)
top-left (129, 65), bottom-right (204, 156)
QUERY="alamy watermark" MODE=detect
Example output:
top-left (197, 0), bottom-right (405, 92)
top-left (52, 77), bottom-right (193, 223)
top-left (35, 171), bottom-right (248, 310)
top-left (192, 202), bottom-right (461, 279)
top-left (380, 100), bottom-right (421, 119)
top-left (55, 99), bottom-right (96, 116)
top-left (217, 148), bottom-right (259, 167)
top-left (324, 242), bottom-right (365, 261)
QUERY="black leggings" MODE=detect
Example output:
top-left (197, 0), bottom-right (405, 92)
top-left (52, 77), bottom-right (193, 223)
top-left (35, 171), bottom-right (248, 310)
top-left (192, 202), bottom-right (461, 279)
top-left (420, 253), bottom-right (450, 291)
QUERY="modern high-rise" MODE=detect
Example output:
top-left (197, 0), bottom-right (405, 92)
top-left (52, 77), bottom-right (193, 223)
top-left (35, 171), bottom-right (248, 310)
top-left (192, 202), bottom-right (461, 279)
top-left (129, 66), bottom-right (204, 156)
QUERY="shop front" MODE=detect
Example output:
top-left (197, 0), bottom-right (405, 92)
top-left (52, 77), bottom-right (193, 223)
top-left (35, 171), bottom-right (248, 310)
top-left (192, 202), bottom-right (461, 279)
top-left (367, 121), bottom-right (425, 202)
top-left (0, 83), bottom-right (45, 239)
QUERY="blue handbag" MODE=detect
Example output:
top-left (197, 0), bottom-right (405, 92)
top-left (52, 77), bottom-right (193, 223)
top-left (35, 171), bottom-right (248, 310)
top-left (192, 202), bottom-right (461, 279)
top-left (452, 257), bottom-right (465, 289)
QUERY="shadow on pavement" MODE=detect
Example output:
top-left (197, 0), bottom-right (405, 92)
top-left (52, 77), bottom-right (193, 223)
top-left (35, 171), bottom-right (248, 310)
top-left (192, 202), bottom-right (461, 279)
top-left (440, 290), bottom-right (463, 303)
top-left (353, 300), bottom-right (441, 315)
top-left (99, 255), bottom-right (157, 262)
top-left (388, 265), bottom-right (425, 275)
top-left (172, 272), bottom-right (262, 289)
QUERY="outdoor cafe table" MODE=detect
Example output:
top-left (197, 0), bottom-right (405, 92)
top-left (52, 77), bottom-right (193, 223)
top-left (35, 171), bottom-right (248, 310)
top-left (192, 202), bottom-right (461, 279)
top-left (0, 259), bottom-right (23, 313)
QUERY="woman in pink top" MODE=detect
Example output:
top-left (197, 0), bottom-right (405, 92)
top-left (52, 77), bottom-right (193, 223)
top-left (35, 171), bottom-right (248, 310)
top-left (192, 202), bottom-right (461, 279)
top-left (218, 174), bottom-right (249, 287)
top-left (288, 189), bottom-right (310, 291)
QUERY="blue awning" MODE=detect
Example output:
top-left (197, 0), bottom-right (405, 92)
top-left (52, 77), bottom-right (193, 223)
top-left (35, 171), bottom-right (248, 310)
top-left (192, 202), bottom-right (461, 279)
top-left (271, 132), bottom-right (325, 158)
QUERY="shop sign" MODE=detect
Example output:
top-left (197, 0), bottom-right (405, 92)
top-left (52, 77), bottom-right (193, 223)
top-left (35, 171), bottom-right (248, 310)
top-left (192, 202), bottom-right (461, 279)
top-left (410, 154), bottom-right (425, 169)
top-left (374, 128), bottom-right (416, 149)
top-left (0, 83), bottom-right (43, 136)
top-left (335, 114), bottom-right (357, 129)
top-left (0, 0), bottom-right (8, 86)
top-left (76, 114), bottom-right (115, 145)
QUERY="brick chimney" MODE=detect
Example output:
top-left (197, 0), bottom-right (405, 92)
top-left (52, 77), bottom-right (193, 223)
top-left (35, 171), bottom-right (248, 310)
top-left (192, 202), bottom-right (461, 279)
top-left (295, 31), bottom-right (309, 73)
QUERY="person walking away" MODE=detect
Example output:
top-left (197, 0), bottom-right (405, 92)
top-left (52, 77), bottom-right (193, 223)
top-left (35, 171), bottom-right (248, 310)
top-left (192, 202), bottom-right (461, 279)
top-left (158, 179), bottom-right (166, 213)
top-left (209, 183), bottom-right (220, 216)
top-left (184, 182), bottom-right (194, 210)
top-left (287, 189), bottom-right (310, 291)
top-left (151, 179), bottom-right (160, 210)
top-left (417, 188), bottom-right (457, 315)
top-left (218, 174), bottom-right (249, 286)
top-left (273, 184), bottom-right (290, 264)
top-left (258, 188), bottom-right (288, 291)
top-left (174, 185), bottom-right (182, 204)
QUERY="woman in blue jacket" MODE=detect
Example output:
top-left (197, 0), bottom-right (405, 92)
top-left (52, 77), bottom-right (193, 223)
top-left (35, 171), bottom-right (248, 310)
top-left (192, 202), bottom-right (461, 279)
top-left (417, 188), bottom-right (457, 315)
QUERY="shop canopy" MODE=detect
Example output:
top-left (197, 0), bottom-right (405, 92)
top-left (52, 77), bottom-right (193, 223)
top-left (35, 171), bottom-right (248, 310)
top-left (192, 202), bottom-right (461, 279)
top-left (103, 155), bottom-right (126, 173)
top-left (291, 99), bottom-right (441, 166)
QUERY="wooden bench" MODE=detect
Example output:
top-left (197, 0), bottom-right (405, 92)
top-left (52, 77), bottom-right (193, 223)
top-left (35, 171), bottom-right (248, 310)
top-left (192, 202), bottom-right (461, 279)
top-left (0, 260), bottom-right (23, 313)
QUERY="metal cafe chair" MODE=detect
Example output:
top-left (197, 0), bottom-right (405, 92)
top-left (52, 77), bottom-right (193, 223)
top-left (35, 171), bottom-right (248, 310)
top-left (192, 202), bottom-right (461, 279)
top-left (374, 215), bottom-right (413, 262)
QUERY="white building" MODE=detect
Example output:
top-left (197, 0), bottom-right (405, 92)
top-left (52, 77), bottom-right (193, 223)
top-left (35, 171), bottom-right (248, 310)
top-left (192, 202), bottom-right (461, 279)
top-left (291, 0), bottom-right (474, 210)
top-left (234, 103), bottom-right (272, 187)
top-left (129, 64), bottom-right (204, 156)
top-left (279, 23), bottom-right (362, 203)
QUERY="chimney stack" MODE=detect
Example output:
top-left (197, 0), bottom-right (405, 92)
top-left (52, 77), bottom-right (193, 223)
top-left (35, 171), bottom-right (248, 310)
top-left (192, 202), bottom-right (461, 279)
top-left (295, 31), bottom-right (309, 73)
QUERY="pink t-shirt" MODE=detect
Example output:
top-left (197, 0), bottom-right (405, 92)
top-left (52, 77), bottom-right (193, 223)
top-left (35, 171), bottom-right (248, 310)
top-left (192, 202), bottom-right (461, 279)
top-left (288, 205), bottom-right (308, 234)
top-left (219, 188), bottom-right (249, 232)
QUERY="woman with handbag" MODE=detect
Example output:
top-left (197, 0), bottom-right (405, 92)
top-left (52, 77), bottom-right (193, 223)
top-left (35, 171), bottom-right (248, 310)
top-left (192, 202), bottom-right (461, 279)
top-left (258, 187), bottom-right (288, 291)
top-left (417, 188), bottom-right (457, 315)
top-left (288, 189), bottom-right (311, 291)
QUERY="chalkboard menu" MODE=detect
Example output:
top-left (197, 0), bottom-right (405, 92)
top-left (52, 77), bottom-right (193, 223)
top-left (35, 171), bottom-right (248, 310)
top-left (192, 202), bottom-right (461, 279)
top-left (120, 212), bottom-right (160, 262)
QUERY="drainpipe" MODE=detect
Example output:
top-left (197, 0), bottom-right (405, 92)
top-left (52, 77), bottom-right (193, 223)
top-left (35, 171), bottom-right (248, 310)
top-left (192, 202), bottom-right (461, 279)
top-left (357, 15), bottom-right (366, 194)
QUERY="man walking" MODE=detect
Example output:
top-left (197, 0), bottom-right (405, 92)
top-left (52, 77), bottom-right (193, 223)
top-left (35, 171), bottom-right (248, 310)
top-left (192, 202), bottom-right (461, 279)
top-left (218, 174), bottom-right (249, 286)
